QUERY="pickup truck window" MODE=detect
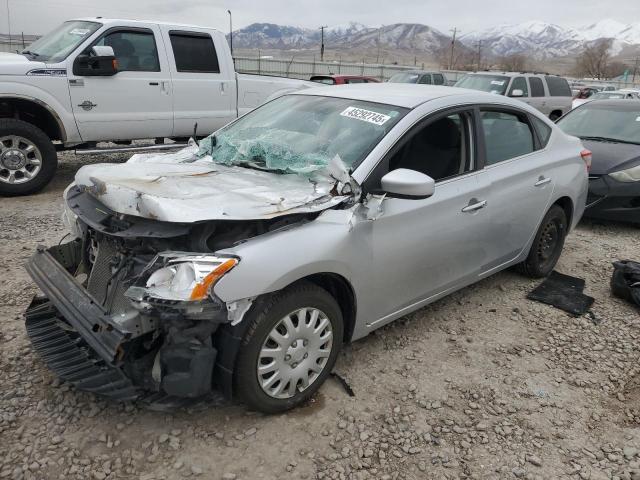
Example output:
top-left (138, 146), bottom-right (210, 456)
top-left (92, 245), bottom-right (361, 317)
top-left (94, 29), bottom-right (160, 72)
top-left (169, 32), bottom-right (220, 73)
top-left (22, 20), bottom-right (101, 63)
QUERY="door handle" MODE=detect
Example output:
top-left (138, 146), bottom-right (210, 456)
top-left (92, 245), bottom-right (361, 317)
top-left (534, 177), bottom-right (551, 187)
top-left (149, 82), bottom-right (159, 86)
top-left (220, 82), bottom-right (225, 94)
top-left (461, 199), bottom-right (487, 213)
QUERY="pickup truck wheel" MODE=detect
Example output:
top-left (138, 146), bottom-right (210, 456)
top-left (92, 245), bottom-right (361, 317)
top-left (0, 119), bottom-right (57, 196)
top-left (518, 205), bottom-right (567, 278)
top-left (235, 282), bottom-right (343, 414)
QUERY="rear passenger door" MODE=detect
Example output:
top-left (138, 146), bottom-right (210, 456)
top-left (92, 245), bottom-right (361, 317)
top-left (527, 77), bottom-right (549, 115)
top-left (160, 27), bottom-right (236, 137)
top-left (478, 108), bottom-right (555, 274)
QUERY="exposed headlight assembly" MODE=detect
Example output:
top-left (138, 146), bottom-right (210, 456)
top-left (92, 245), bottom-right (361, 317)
top-left (127, 253), bottom-right (238, 302)
top-left (609, 164), bottom-right (640, 183)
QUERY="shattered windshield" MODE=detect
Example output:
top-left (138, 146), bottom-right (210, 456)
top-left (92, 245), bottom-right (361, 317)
top-left (196, 95), bottom-right (408, 174)
top-left (23, 21), bottom-right (101, 62)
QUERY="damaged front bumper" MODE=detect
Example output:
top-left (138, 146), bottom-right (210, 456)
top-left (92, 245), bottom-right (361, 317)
top-left (24, 242), bottom-right (232, 402)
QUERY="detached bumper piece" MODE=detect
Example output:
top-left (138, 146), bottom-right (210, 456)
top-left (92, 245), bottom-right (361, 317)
top-left (25, 297), bottom-right (140, 401)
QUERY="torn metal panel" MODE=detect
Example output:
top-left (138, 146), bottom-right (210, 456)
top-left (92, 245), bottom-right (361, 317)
top-left (74, 145), bottom-right (354, 223)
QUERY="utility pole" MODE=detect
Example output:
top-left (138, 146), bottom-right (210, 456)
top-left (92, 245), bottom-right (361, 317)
top-left (633, 56), bottom-right (639, 84)
top-left (6, 0), bottom-right (12, 51)
top-left (475, 40), bottom-right (482, 71)
top-left (319, 25), bottom-right (327, 61)
top-left (376, 27), bottom-right (382, 64)
top-left (227, 10), bottom-right (233, 56)
top-left (449, 27), bottom-right (458, 70)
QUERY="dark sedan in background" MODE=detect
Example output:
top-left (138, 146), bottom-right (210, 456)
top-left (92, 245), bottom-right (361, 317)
top-left (557, 100), bottom-right (640, 223)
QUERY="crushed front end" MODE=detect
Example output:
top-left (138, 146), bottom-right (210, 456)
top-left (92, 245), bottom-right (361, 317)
top-left (23, 186), bottom-right (289, 402)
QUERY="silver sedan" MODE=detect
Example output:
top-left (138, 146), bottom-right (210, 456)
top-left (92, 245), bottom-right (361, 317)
top-left (25, 84), bottom-right (589, 413)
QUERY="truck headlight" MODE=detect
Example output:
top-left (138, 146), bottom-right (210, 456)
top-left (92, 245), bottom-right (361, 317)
top-left (609, 164), bottom-right (640, 183)
top-left (133, 254), bottom-right (238, 302)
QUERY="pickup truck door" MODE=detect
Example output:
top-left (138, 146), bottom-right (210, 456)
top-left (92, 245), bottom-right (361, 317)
top-left (67, 24), bottom-right (173, 141)
top-left (159, 27), bottom-right (237, 137)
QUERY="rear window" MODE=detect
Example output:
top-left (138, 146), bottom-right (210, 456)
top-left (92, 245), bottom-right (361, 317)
top-left (169, 32), bottom-right (220, 73)
top-left (545, 76), bottom-right (571, 97)
top-left (531, 116), bottom-right (553, 147)
top-left (529, 77), bottom-right (545, 97)
top-left (311, 76), bottom-right (336, 85)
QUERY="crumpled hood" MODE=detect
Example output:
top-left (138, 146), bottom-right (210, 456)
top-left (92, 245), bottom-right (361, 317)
top-left (73, 147), bottom-right (353, 222)
top-left (0, 52), bottom-right (46, 75)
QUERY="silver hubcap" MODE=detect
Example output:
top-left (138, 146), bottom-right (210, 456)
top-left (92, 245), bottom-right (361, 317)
top-left (0, 136), bottom-right (42, 184)
top-left (258, 307), bottom-right (333, 399)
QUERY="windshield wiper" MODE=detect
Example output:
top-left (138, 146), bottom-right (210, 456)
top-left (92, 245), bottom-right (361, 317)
top-left (21, 50), bottom-right (40, 58)
top-left (579, 136), bottom-right (640, 145)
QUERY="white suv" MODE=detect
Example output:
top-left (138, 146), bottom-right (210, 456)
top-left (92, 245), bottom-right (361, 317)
top-left (455, 72), bottom-right (573, 121)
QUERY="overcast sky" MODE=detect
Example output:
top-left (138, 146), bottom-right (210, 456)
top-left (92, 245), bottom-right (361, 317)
top-left (3, 0), bottom-right (639, 36)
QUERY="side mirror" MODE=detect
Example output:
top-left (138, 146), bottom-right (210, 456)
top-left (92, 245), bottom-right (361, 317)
top-left (73, 46), bottom-right (118, 77)
top-left (380, 168), bottom-right (435, 199)
top-left (509, 89), bottom-right (524, 97)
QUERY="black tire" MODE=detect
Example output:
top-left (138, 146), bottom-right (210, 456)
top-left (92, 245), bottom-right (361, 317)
top-left (518, 205), bottom-right (568, 278)
top-left (549, 111), bottom-right (562, 122)
top-left (0, 119), bottom-right (58, 196)
top-left (235, 281), bottom-right (344, 414)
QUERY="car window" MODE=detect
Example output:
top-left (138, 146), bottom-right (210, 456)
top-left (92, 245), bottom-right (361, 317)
top-left (418, 75), bottom-right (432, 85)
top-left (531, 116), bottom-right (553, 147)
top-left (509, 77), bottom-right (529, 97)
top-left (310, 77), bottom-right (336, 85)
top-left (454, 74), bottom-right (509, 95)
top-left (95, 29), bottom-right (160, 72)
top-left (169, 32), bottom-right (220, 73)
top-left (345, 78), bottom-right (365, 84)
top-left (529, 77), bottom-right (545, 97)
top-left (388, 112), bottom-right (473, 182)
top-left (480, 110), bottom-right (535, 165)
top-left (545, 76), bottom-right (571, 97)
top-left (433, 74), bottom-right (445, 85)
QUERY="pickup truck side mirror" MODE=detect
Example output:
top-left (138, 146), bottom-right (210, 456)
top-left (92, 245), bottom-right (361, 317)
top-left (509, 89), bottom-right (524, 98)
top-left (380, 168), bottom-right (435, 199)
top-left (73, 46), bottom-right (118, 77)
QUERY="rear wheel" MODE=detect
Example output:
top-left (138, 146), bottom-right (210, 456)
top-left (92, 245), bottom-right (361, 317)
top-left (518, 205), bottom-right (567, 278)
top-left (235, 282), bottom-right (343, 413)
top-left (0, 119), bottom-right (57, 196)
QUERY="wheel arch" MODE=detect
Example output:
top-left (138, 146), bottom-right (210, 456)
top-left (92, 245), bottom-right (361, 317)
top-left (0, 96), bottom-right (66, 142)
top-left (552, 195), bottom-right (574, 228)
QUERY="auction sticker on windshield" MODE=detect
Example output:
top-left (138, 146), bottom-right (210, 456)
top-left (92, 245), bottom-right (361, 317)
top-left (69, 28), bottom-right (91, 36)
top-left (340, 107), bottom-right (391, 126)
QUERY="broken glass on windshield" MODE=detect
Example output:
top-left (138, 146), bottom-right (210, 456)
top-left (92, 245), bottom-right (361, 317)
top-left (196, 95), bottom-right (408, 174)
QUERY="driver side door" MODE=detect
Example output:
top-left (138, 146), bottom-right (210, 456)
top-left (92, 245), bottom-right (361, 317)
top-left (67, 25), bottom-right (173, 141)
top-left (363, 107), bottom-right (492, 328)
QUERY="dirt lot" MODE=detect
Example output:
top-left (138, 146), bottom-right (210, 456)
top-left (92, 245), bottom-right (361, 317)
top-left (1, 151), bottom-right (639, 480)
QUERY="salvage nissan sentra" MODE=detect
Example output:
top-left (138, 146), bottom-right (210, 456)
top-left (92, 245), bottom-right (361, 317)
top-left (25, 84), bottom-right (589, 413)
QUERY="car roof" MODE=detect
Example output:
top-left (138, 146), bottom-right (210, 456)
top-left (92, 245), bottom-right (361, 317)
top-left (392, 70), bottom-right (441, 75)
top-left (293, 83), bottom-right (522, 109)
top-left (578, 99), bottom-right (640, 109)
top-left (311, 75), bottom-right (375, 79)
top-left (72, 17), bottom-right (219, 32)
top-left (595, 90), bottom-right (636, 95)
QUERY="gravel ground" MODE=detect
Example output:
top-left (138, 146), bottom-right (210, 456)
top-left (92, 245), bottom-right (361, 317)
top-left (1, 151), bottom-right (639, 480)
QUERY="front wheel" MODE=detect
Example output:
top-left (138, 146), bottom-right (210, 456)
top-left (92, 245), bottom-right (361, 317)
top-left (235, 282), bottom-right (343, 413)
top-left (518, 205), bottom-right (568, 278)
top-left (0, 119), bottom-right (58, 196)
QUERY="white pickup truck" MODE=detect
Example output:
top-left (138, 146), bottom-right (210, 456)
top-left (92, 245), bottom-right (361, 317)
top-left (0, 18), bottom-right (313, 195)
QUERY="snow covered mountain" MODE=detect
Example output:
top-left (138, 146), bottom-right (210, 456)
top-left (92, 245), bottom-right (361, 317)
top-left (462, 20), bottom-right (640, 58)
top-left (230, 19), bottom-right (640, 59)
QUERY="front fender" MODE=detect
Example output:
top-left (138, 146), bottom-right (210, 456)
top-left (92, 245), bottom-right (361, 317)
top-left (0, 79), bottom-right (80, 142)
top-left (213, 209), bottom-right (366, 303)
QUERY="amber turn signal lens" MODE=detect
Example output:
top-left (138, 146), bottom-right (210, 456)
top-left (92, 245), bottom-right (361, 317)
top-left (189, 258), bottom-right (238, 301)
